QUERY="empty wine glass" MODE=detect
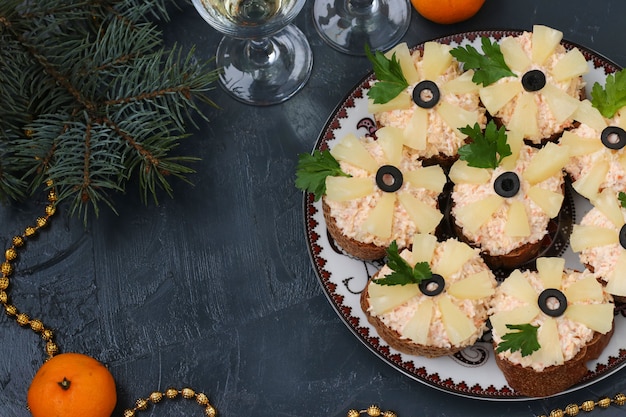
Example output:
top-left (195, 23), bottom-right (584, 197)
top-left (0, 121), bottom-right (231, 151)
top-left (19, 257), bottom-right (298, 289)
top-left (313, 0), bottom-right (411, 55)
top-left (191, 0), bottom-right (313, 105)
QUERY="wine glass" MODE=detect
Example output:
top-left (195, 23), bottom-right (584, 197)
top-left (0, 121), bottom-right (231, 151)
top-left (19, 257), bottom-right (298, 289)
top-left (191, 0), bottom-right (313, 106)
top-left (313, 0), bottom-right (412, 55)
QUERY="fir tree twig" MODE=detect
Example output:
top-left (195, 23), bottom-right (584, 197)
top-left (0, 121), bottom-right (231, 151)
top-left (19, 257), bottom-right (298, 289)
top-left (0, 0), bottom-right (220, 222)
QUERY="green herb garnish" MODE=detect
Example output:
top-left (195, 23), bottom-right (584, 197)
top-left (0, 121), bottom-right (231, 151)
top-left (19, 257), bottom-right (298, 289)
top-left (373, 241), bottom-right (432, 286)
top-left (496, 323), bottom-right (541, 357)
top-left (619, 191), bottom-right (626, 208)
top-left (591, 69), bottom-right (626, 118)
top-left (458, 120), bottom-right (512, 169)
top-left (450, 37), bottom-right (516, 87)
top-left (295, 150), bottom-right (349, 201)
top-left (365, 44), bottom-right (409, 104)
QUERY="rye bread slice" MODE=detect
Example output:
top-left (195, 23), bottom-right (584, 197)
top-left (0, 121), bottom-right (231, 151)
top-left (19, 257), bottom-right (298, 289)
top-left (494, 325), bottom-right (614, 397)
top-left (360, 275), bottom-right (466, 358)
top-left (453, 219), bottom-right (543, 270)
top-left (322, 198), bottom-right (387, 261)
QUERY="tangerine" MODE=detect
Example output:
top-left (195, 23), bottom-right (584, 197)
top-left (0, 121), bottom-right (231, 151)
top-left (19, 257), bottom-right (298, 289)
top-left (411, 0), bottom-right (486, 24)
top-left (27, 352), bottom-right (117, 417)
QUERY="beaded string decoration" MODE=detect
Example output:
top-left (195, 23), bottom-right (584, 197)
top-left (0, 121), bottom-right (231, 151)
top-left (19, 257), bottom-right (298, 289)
top-left (347, 405), bottom-right (397, 417)
top-left (1, 183), bottom-right (217, 417)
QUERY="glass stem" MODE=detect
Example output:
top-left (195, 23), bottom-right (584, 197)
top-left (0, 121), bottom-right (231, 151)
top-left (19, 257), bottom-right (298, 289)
top-left (347, 0), bottom-right (378, 15)
top-left (245, 38), bottom-right (277, 68)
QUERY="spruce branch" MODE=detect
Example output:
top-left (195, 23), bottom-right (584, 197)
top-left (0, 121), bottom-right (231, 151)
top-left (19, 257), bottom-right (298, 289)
top-left (0, 0), bottom-right (219, 223)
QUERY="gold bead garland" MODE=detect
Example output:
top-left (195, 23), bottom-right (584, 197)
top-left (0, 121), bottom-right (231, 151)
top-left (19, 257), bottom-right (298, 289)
top-left (1, 183), bottom-right (217, 416)
top-left (346, 405), bottom-right (397, 417)
top-left (122, 388), bottom-right (217, 417)
top-left (537, 393), bottom-right (626, 417)
top-left (1, 186), bottom-right (59, 359)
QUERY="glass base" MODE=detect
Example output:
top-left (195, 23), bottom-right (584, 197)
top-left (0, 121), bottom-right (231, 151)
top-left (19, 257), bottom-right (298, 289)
top-left (313, 0), bottom-right (411, 55)
top-left (216, 24), bottom-right (313, 106)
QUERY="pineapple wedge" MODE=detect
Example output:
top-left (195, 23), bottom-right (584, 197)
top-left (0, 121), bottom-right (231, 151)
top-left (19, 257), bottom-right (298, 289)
top-left (606, 251), bottom-right (626, 296)
top-left (536, 257), bottom-right (565, 289)
top-left (368, 281), bottom-right (421, 315)
top-left (531, 25), bottom-right (563, 65)
top-left (500, 36), bottom-right (532, 72)
top-left (362, 192), bottom-right (396, 238)
top-left (551, 47), bottom-right (589, 81)
top-left (569, 224), bottom-right (619, 252)
top-left (432, 240), bottom-right (476, 279)
top-left (591, 188), bottom-right (625, 228)
top-left (479, 80), bottom-right (523, 115)
top-left (559, 130), bottom-right (604, 157)
top-left (572, 159), bottom-right (609, 199)
top-left (403, 106), bottom-right (429, 151)
top-left (617, 108), bottom-right (626, 130)
top-left (368, 91), bottom-right (413, 113)
top-left (325, 176), bottom-right (375, 202)
top-left (421, 41), bottom-right (453, 81)
top-left (447, 270), bottom-right (495, 300)
top-left (523, 142), bottom-right (568, 185)
top-left (619, 151), bottom-right (626, 172)
top-left (527, 185), bottom-right (564, 218)
top-left (397, 191), bottom-right (443, 234)
top-left (532, 318), bottom-right (564, 367)
top-left (490, 306), bottom-right (541, 339)
top-left (564, 276), bottom-right (605, 302)
top-left (501, 129), bottom-right (524, 171)
top-left (441, 70), bottom-right (480, 95)
top-left (507, 92), bottom-right (540, 138)
top-left (543, 83), bottom-right (581, 124)
top-left (385, 43), bottom-right (420, 85)
top-left (448, 160), bottom-right (491, 184)
top-left (500, 269), bottom-right (538, 304)
top-left (564, 304), bottom-right (614, 334)
top-left (438, 295), bottom-right (477, 346)
top-left (437, 101), bottom-right (480, 137)
top-left (331, 133), bottom-right (379, 173)
top-left (505, 201), bottom-right (531, 237)
top-left (454, 195), bottom-right (504, 234)
top-left (404, 165), bottom-right (447, 193)
top-left (572, 100), bottom-right (608, 133)
top-left (375, 126), bottom-right (405, 166)
top-left (402, 298), bottom-right (434, 344)
top-left (411, 233), bottom-right (438, 264)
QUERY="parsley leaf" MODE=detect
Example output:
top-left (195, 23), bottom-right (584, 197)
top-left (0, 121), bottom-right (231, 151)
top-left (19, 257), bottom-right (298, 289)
top-left (365, 44), bottom-right (409, 104)
top-left (619, 191), bottom-right (626, 209)
top-left (458, 120), bottom-right (511, 169)
top-left (495, 323), bottom-right (541, 357)
top-left (373, 241), bottom-right (432, 286)
top-left (591, 69), bottom-right (626, 118)
top-left (450, 37), bottom-right (516, 87)
top-left (295, 150), bottom-right (349, 201)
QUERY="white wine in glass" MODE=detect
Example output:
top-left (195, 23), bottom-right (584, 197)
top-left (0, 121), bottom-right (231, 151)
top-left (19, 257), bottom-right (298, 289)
top-left (192, 0), bottom-right (313, 105)
top-left (313, 0), bottom-right (411, 55)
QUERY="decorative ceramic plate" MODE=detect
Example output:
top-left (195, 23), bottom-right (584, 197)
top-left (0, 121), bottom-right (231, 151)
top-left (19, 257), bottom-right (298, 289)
top-left (303, 30), bottom-right (626, 400)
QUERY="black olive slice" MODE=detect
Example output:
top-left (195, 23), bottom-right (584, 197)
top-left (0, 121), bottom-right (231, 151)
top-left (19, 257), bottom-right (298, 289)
top-left (419, 274), bottom-right (445, 297)
top-left (619, 224), bottom-right (626, 249)
top-left (600, 126), bottom-right (626, 150)
top-left (538, 288), bottom-right (568, 317)
top-left (494, 171), bottom-right (521, 198)
top-left (521, 69), bottom-right (546, 92)
top-left (375, 165), bottom-right (403, 193)
top-left (412, 80), bottom-right (440, 109)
